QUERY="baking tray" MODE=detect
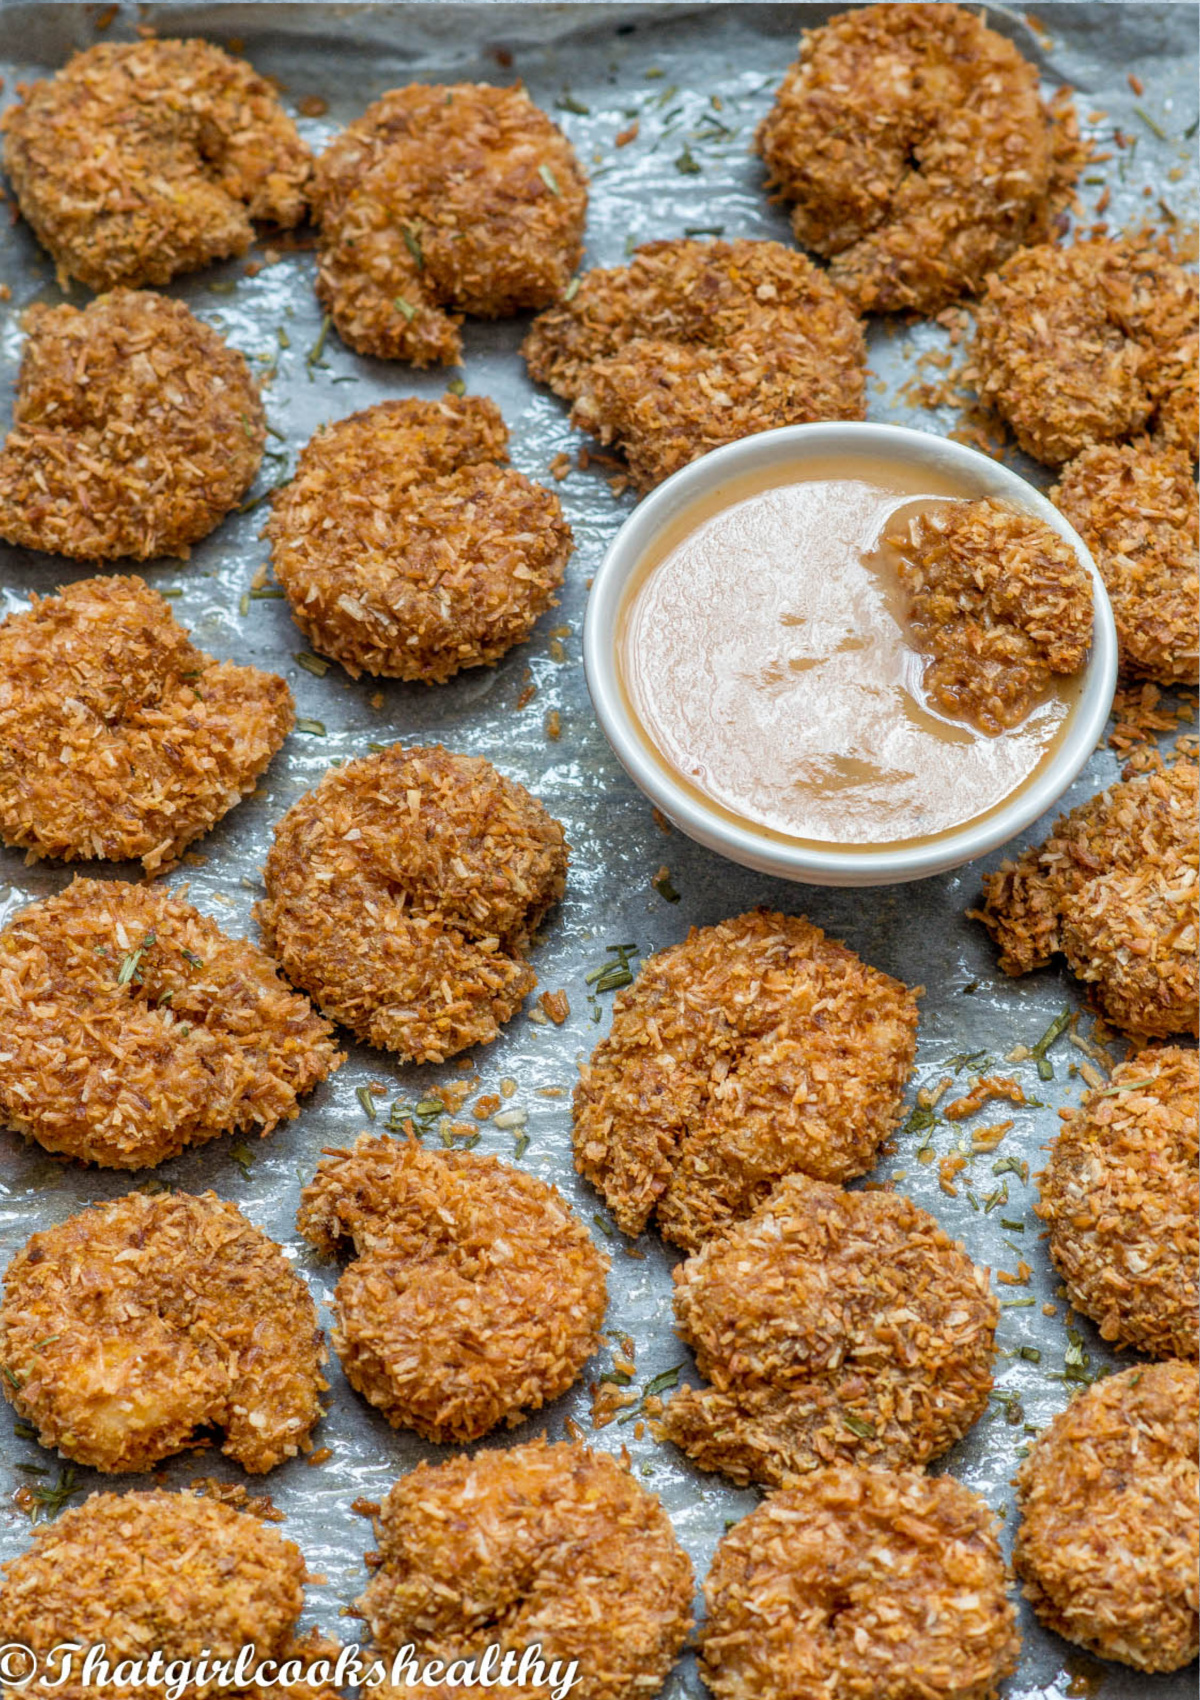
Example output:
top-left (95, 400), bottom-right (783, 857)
top-left (0, 6), bottom-right (1196, 1697)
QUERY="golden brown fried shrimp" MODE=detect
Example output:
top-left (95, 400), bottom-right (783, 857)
top-left (1052, 440), bottom-right (1199, 685)
top-left (297, 1135), bottom-right (606, 1442)
top-left (756, 3), bottom-right (1081, 317)
top-left (522, 238), bottom-right (866, 492)
top-left (0, 576), bottom-right (293, 872)
top-left (267, 398), bottom-right (571, 682)
top-left (969, 238), bottom-right (1199, 466)
top-left (0, 878), bottom-right (340, 1169)
top-left (886, 497), bottom-right (1093, 733)
top-left (1, 39), bottom-right (310, 291)
top-left (972, 758), bottom-right (1198, 1038)
top-left (0, 1489), bottom-right (321, 1700)
top-left (0, 1192), bottom-right (325, 1474)
top-left (1038, 1048), bottom-right (1198, 1360)
top-left (359, 1440), bottom-right (693, 1700)
top-left (660, 1175), bottom-right (997, 1490)
top-left (700, 1467), bottom-right (1019, 1700)
top-left (1014, 1362), bottom-right (1199, 1672)
top-left (573, 910), bottom-right (918, 1251)
top-left (0, 290), bottom-right (265, 561)
top-left (312, 83), bottom-right (586, 364)
top-left (257, 744), bottom-right (567, 1063)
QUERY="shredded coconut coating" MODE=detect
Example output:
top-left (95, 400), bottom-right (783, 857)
top-left (1, 39), bottom-right (311, 291)
top-left (522, 238), bottom-right (866, 492)
top-left (1052, 440), bottom-right (1199, 686)
top-left (700, 1466), bottom-right (1019, 1700)
top-left (296, 1135), bottom-right (607, 1443)
top-left (267, 397), bottom-right (571, 682)
top-left (0, 576), bottom-right (293, 872)
top-left (0, 1489), bottom-right (316, 1700)
top-left (0, 1191), bottom-right (326, 1475)
top-left (1014, 1361), bottom-right (1199, 1672)
top-left (755, 2), bottom-right (1081, 318)
top-left (0, 290), bottom-right (265, 561)
top-left (1038, 1048), bottom-right (1198, 1361)
top-left (0, 878), bottom-right (341, 1169)
top-left (360, 1439), bottom-right (694, 1700)
top-left (312, 83), bottom-right (586, 365)
top-left (969, 238), bottom-right (1199, 467)
top-left (972, 759), bottom-right (1198, 1038)
top-left (257, 744), bottom-right (567, 1063)
top-left (573, 910), bottom-right (919, 1251)
top-left (660, 1175), bottom-right (997, 1490)
top-left (884, 496), bottom-right (1093, 734)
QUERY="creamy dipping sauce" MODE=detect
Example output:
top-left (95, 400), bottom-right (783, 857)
top-left (617, 456), bottom-right (1086, 849)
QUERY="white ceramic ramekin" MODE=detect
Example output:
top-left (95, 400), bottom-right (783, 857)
top-left (583, 421), bottom-right (1118, 887)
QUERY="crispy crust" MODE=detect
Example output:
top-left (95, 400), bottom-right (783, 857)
top-left (1014, 1362), bottom-right (1199, 1672)
top-left (0, 1191), bottom-right (326, 1475)
top-left (522, 238), bottom-right (866, 492)
top-left (972, 759), bottom-right (1198, 1038)
top-left (886, 497), bottom-right (1093, 733)
top-left (313, 83), bottom-right (586, 364)
top-left (969, 238), bottom-right (1199, 467)
top-left (660, 1175), bottom-right (997, 1489)
top-left (1, 39), bottom-right (311, 291)
top-left (296, 1135), bottom-right (607, 1442)
top-left (700, 1466), bottom-right (1019, 1700)
top-left (572, 910), bottom-right (919, 1250)
top-left (267, 397), bottom-right (571, 682)
top-left (1052, 440), bottom-right (1199, 686)
top-left (756, 2), bottom-right (1080, 318)
top-left (0, 1489), bottom-right (313, 1699)
top-left (1038, 1048), bottom-right (1198, 1360)
top-left (257, 744), bottom-right (567, 1063)
top-left (0, 877), bottom-right (340, 1168)
top-left (0, 576), bottom-right (293, 872)
top-left (359, 1440), bottom-right (693, 1700)
top-left (0, 290), bottom-right (265, 561)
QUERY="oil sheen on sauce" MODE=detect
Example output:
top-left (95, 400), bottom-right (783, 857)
top-left (617, 456), bottom-right (1084, 849)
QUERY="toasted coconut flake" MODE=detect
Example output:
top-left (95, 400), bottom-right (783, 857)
top-left (1, 39), bottom-right (311, 290)
top-left (1014, 1361), bottom-right (1199, 1672)
top-left (661, 1174), bottom-right (997, 1489)
top-left (523, 238), bottom-right (866, 492)
top-left (268, 397), bottom-right (571, 682)
top-left (359, 1439), bottom-right (693, 1700)
top-left (0, 576), bottom-right (293, 872)
top-left (573, 910), bottom-right (919, 1250)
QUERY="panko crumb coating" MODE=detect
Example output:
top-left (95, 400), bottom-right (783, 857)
top-left (296, 1136), bottom-right (607, 1443)
top-left (661, 1175), bottom-right (997, 1490)
top-left (1014, 1362), bottom-right (1199, 1672)
top-left (267, 397), bottom-right (572, 682)
top-left (0, 290), bottom-right (265, 561)
top-left (0, 878), bottom-right (340, 1169)
top-left (0, 576), bottom-right (293, 872)
top-left (522, 238), bottom-right (866, 492)
top-left (969, 238), bottom-right (1199, 467)
top-left (700, 1467), bottom-right (1019, 1700)
top-left (359, 1440), bottom-right (694, 1700)
top-left (573, 910), bottom-right (919, 1251)
top-left (312, 83), bottom-right (587, 365)
top-left (1038, 1048), bottom-right (1198, 1361)
top-left (0, 1191), bottom-right (325, 1475)
top-left (972, 758), bottom-right (1198, 1038)
top-left (1052, 441), bottom-right (1199, 686)
top-left (756, 3), bottom-right (1082, 318)
top-left (886, 497), bottom-right (1093, 733)
top-left (257, 744), bottom-right (567, 1063)
top-left (0, 1489), bottom-right (318, 1700)
top-left (1, 39), bottom-right (311, 291)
